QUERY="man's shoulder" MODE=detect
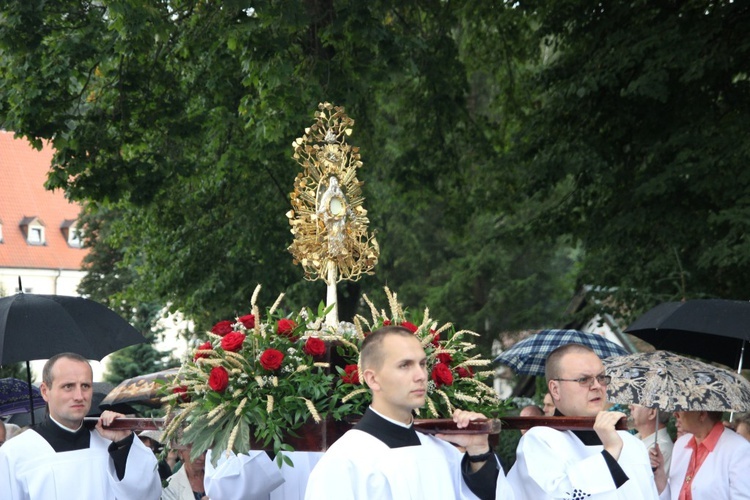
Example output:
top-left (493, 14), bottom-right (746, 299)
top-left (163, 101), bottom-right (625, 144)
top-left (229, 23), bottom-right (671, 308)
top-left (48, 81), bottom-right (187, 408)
top-left (326, 428), bottom-right (381, 452)
top-left (620, 430), bottom-right (647, 446)
top-left (3, 427), bottom-right (42, 446)
top-left (523, 425), bottom-right (570, 440)
top-left (315, 428), bottom-right (391, 467)
top-left (0, 428), bottom-right (45, 459)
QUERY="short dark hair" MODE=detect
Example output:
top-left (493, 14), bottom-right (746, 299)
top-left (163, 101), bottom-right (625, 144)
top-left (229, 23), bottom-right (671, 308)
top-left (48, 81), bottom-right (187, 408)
top-left (545, 343), bottom-right (596, 382)
top-left (360, 325), bottom-right (415, 371)
top-left (42, 352), bottom-right (91, 386)
top-left (706, 411), bottom-right (724, 424)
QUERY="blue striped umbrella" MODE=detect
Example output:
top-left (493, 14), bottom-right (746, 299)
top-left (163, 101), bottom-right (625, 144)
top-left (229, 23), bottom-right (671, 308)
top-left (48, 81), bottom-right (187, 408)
top-left (494, 329), bottom-right (628, 376)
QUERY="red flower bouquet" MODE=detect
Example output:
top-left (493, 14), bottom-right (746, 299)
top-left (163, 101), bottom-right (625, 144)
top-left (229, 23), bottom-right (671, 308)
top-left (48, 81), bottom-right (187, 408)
top-left (163, 285), bottom-right (500, 465)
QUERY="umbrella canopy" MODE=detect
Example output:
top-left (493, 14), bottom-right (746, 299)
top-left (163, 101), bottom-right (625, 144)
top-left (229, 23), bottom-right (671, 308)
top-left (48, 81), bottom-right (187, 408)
top-left (625, 299), bottom-right (750, 370)
top-left (493, 329), bottom-right (629, 377)
top-left (101, 368), bottom-right (180, 409)
top-left (6, 406), bottom-right (46, 427)
top-left (0, 293), bottom-right (146, 364)
top-left (87, 381), bottom-right (138, 417)
top-left (604, 350), bottom-right (750, 413)
top-left (0, 292), bottom-right (146, 425)
top-left (0, 378), bottom-right (45, 416)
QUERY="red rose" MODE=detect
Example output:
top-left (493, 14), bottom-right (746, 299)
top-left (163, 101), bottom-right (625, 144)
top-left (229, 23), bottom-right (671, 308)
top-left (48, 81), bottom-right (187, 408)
top-left (304, 337), bottom-right (326, 357)
top-left (436, 352), bottom-right (452, 364)
top-left (238, 314), bottom-right (255, 329)
top-left (456, 366), bottom-right (474, 379)
top-left (221, 332), bottom-right (246, 352)
top-left (259, 348), bottom-right (285, 371)
top-left (208, 366), bottom-right (229, 392)
top-left (431, 363), bottom-right (453, 387)
top-left (276, 318), bottom-right (298, 341)
top-left (400, 321), bottom-right (418, 333)
top-left (383, 320), bottom-right (392, 326)
top-left (211, 320), bottom-right (234, 336)
top-left (342, 364), bottom-right (360, 384)
top-left (172, 386), bottom-right (190, 402)
top-left (194, 341), bottom-right (213, 360)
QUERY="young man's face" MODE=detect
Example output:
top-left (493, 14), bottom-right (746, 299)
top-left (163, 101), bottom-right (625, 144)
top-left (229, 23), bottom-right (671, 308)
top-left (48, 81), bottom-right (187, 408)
top-left (367, 334), bottom-right (428, 422)
top-left (40, 358), bottom-right (93, 430)
top-left (549, 351), bottom-right (608, 417)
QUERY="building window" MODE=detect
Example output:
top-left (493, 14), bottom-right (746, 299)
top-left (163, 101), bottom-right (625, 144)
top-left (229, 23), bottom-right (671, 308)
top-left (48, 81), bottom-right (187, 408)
top-left (68, 228), bottom-right (83, 248)
top-left (20, 217), bottom-right (46, 245)
top-left (29, 227), bottom-right (43, 244)
top-left (60, 219), bottom-right (83, 248)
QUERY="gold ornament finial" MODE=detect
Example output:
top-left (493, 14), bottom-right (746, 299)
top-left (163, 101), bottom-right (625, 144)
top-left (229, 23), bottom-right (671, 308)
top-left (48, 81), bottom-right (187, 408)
top-left (287, 102), bottom-right (379, 301)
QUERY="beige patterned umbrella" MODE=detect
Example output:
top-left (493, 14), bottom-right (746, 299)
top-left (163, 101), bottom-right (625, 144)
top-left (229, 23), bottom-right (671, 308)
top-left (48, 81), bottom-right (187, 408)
top-left (604, 350), bottom-right (750, 412)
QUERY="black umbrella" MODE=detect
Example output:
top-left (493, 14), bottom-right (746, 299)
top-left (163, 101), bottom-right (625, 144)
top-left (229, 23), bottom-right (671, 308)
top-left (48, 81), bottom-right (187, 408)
top-left (7, 406), bottom-right (46, 427)
top-left (0, 292), bottom-right (146, 424)
top-left (624, 299), bottom-right (750, 371)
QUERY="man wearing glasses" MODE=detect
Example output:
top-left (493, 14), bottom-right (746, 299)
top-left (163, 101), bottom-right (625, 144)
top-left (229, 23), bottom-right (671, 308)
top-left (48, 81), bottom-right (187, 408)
top-left (507, 343), bottom-right (659, 499)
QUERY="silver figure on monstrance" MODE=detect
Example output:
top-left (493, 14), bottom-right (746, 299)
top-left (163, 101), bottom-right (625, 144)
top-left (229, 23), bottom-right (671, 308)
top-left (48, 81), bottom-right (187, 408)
top-left (287, 103), bottom-right (379, 329)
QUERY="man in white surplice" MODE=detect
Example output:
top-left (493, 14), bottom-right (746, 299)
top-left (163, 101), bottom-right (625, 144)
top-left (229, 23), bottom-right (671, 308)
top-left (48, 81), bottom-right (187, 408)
top-left (0, 352), bottom-right (161, 500)
top-left (304, 325), bottom-right (515, 500)
top-left (507, 343), bottom-right (659, 500)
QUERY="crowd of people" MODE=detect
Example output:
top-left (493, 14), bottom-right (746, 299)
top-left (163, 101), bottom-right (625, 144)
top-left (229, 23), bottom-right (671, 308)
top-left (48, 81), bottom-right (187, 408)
top-left (2, 330), bottom-right (750, 499)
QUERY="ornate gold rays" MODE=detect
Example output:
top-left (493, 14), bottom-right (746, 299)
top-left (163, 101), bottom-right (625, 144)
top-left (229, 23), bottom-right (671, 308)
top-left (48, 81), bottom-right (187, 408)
top-left (287, 102), bottom-right (379, 283)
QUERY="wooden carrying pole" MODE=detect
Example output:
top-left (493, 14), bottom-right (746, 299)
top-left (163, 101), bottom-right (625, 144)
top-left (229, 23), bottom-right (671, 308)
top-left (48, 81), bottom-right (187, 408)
top-left (87, 415), bottom-right (626, 434)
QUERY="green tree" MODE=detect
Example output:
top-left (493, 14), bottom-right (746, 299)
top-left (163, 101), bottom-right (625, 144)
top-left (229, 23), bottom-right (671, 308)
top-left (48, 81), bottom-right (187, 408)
top-left (77, 207), bottom-right (177, 383)
top-left (507, 0), bottom-right (750, 318)
top-left (0, 1), bottom-right (576, 349)
top-left (0, 364), bottom-right (28, 381)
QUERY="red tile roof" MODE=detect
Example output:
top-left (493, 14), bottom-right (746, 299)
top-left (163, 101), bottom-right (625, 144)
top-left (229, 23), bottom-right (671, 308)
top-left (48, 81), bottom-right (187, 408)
top-left (0, 131), bottom-right (88, 270)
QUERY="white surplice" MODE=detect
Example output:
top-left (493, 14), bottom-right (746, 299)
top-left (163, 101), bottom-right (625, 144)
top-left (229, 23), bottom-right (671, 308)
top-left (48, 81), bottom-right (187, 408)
top-left (0, 428), bottom-right (160, 500)
top-left (508, 427), bottom-right (659, 500)
top-left (303, 429), bottom-right (514, 499)
top-left (204, 449), bottom-right (323, 500)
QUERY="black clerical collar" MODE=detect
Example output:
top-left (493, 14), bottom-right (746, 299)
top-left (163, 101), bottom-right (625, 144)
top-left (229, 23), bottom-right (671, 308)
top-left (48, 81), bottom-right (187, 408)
top-left (35, 415), bottom-right (91, 452)
top-left (354, 407), bottom-right (421, 448)
top-left (553, 409), bottom-right (602, 446)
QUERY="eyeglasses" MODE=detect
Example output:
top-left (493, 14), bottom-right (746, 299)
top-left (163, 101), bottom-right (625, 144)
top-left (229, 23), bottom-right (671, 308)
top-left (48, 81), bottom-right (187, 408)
top-left (553, 374), bottom-right (611, 387)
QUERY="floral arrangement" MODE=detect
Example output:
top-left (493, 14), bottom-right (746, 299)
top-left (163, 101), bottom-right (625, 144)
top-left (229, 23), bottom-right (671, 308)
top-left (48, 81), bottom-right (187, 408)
top-left (162, 285), bottom-right (503, 464)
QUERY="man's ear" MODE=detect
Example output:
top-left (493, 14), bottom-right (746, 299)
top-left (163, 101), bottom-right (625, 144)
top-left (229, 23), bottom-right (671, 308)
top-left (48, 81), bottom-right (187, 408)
top-left (40, 382), bottom-right (50, 402)
top-left (548, 380), bottom-right (560, 400)
top-left (648, 408), bottom-right (657, 421)
top-left (362, 368), bottom-right (380, 392)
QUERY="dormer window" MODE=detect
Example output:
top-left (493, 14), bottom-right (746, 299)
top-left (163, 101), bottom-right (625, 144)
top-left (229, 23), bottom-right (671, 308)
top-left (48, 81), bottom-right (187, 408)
top-left (61, 219), bottom-right (83, 248)
top-left (20, 216), bottom-right (46, 246)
